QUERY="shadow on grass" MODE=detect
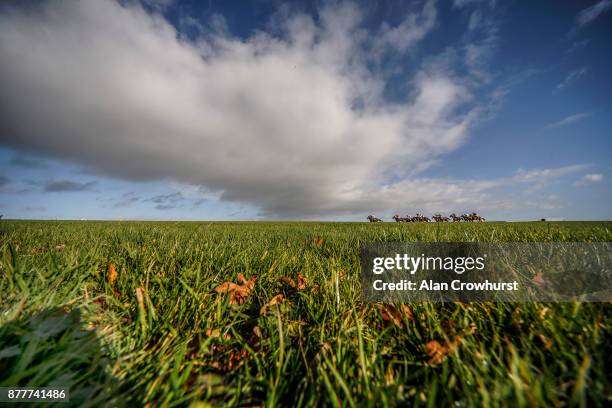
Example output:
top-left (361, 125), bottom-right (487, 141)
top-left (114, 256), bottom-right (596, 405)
top-left (0, 307), bottom-right (120, 407)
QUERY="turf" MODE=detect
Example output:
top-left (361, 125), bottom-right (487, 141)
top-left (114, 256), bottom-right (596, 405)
top-left (0, 220), bottom-right (611, 407)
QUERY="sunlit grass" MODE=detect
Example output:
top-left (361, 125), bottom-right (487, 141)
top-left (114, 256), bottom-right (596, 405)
top-left (1, 220), bottom-right (611, 406)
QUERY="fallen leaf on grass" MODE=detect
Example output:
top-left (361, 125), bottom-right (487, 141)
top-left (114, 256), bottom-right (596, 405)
top-left (260, 294), bottom-right (288, 315)
top-left (313, 237), bottom-right (325, 247)
top-left (425, 340), bottom-right (455, 365)
top-left (377, 304), bottom-right (414, 328)
top-left (206, 342), bottom-right (250, 372)
top-left (279, 276), bottom-right (297, 288)
top-left (279, 272), bottom-right (308, 290)
top-left (425, 325), bottom-right (476, 365)
top-left (297, 272), bottom-right (307, 290)
top-left (55, 244), bottom-right (66, 251)
top-left (538, 333), bottom-right (553, 349)
top-left (206, 328), bottom-right (232, 340)
top-left (214, 273), bottom-right (257, 305)
top-left (107, 263), bottom-right (118, 286)
top-left (533, 272), bottom-right (545, 286)
top-left (93, 297), bottom-right (106, 306)
top-left (227, 349), bottom-right (249, 370)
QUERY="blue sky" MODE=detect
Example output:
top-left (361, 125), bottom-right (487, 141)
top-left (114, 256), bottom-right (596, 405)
top-left (0, 0), bottom-right (610, 221)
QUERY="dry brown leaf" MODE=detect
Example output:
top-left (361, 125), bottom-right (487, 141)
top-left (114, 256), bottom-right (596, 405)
top-left (214, 274), bottom-right (257, 305)
top-left (236, 273), bottom-right (253, 288)
top-left (400, 304), bottom-right (414, 322)
top-left (425, 333), bottom-right (467, 365)
top-left (93, 297), bottom-right (107, 306)
top-left (260, 294), bottom-right (287, 315)
top-left (377, 304), bottom-right (414, 328)
top-left (313, 237), bottom-right (325, 247)
top-left (107, 263), bottom-right (118, 286)
top-left (533, 272), bottom-right (545, 286)
top-left (206, 328), bottom-right (230, 340)
top-left (538, 333), bottom-right (553, 349)
top-left (227, 349), bottom-right (249, 370)
top-left (279, 273), bottom-right (308, 291)
top-left (297, 272), bottom-right (308, 290)
top-left (206, 328), bottom-right (221, 338)
top-left (279, 276), bottom-right (297, 288)
top-left (425, 340), bottom-right (452, 365)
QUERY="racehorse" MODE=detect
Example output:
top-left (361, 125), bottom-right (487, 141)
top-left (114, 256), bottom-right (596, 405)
top-left (393, 214), bottom-right (411, 222)
top-left (449, 213), bottom-right (462, 222)
top-left (367, 215), bottom-right (383, 222)
top-left (432, 214), bottom-right (450, 222)
top-left (469, 212), bottom-right (485, 222)
top-left (412, 213), bottom-right (430, 222)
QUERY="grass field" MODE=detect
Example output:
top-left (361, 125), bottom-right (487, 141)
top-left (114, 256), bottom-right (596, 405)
top-left (0, 220), bottom-right (611, 407)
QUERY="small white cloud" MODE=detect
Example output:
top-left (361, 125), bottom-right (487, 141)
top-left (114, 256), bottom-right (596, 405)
top-left (453, 0), bottom-right (497, 9)
top-left (544, 112), bottom-right (591, 130)
top-left (375, 0), bottom-right (437, 54)
top-left (556, 67), bottom-right (588, 91)
top-left (575, 173), bottom-right (604, 186)
top-left (576, 0), bottom-right (612, 27)
top-left (468, 10), bottom-right (482, 31)
top-left (566, 39), bottom-right (590, 54)
top-left (513, 164), bottom-right (590, 183)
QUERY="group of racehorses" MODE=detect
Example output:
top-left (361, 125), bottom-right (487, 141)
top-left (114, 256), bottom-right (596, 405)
top-left (367, 212), bottom-right (485, 223)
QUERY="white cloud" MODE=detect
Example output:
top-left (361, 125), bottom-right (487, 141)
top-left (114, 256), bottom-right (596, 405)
top-left (575, 173), bottom-right (604, 186)
top-left (544, 112), bottom-right (591, 130)
top-left (375, 0), bottom-right (437, 54)
top-left (566, 39), bottom-right (590, 55)
top-left (511, 164), bottom-right (590, 195)
top-left (142, 0), bottom-right (175, 11)
top-left (468, 10), bottom-right (482, 31)
top-left (453, 0), bottom-right (497, 9)
top-left (556, 67), bottom-right (588, 91)
top-left (0, 0), bottom-right (496, 218)
top-left (513, 164), bottom-right (590, 183)
top-left (576, 0), bottom-right (612, 27)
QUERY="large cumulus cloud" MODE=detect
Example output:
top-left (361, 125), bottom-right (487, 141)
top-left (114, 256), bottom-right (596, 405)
top-left (0, 0), bottom-right (494, 217)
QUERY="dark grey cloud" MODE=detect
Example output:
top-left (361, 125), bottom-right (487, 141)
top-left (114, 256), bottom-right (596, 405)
top-left (146, 192), bottom-right (184, 204)
top-left (146, 191), bottom-right (184, 210)
top-left (192, 197), bottom-right (207, 207)
top-left (43, 180), bottom-right (97, 192)
top-left (0, 176), bottom-right (9, 188)
top-left (0, 0), bottom-right (497, 217)
top-left (155, 204), bottom-right (176, 211)
top-left (112, 192), bottom-right (141, 208)
top-left (9, 154), bottom-right (44, 168)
